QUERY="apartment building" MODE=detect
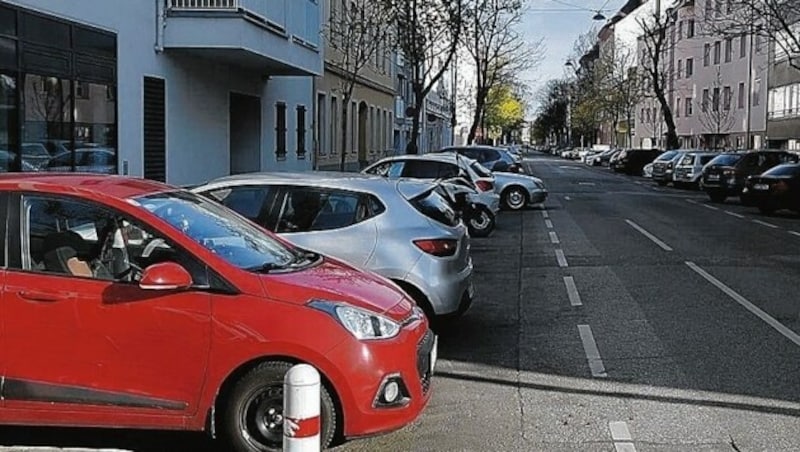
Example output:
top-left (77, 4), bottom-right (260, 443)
top-left (1, 0), bottom-right (321, 186)
top-left (766, 22), bottom-right (800, 150)
top-left (314, 0), bottom-right (395, 170)
top-left (629, 0), bottom-right (767, 149)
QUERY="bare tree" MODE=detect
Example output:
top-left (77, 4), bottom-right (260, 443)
top-left (462, 0), bottom-right (543, 144)
top-left (384, 0), bottom-right (463, 153)
top-left (596, 43), bottom-right (644, 148)
top-left (698, 67), bottom-right (736, 149)
top-left (637, 3), bottom-right (680, 149)
top-left (325, 0), bottom-right (392, 170)
top-left (722, 1), bottom-right (800, 71)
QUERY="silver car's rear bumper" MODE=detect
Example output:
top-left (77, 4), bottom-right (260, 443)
top-left (405, 256), bottom-right (474, 316)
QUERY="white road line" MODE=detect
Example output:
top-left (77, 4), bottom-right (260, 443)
top-left (555, 249), bottom-right (568, 267)
top-left (702, 203), bottom-right (720, 211)
top-left (549, 231), bottom-right (560, 244)
top-left (686, 262), bottom-right (800, 347)
top-left (752, 219), bottom-right (779, 229)
top-left (725, 210), bottom-right (745, 219)
top-left (685, 198), bottom-right (699, 204)
top-left (615, 443), bottom-right (637, 452)
top-left (563, 276), bottom-right (582, 306)
top-left (790, 231), bottom-right (800, 237)
top-left (624, 219), bottom-right (673, 251)
top-left (564, 195), bottom-right (572, 201)
top-left (578, 325), bottom-right (607, 378)
top-left (545, 219), bottom-right (554, 229)
top-left (578, 182), bottom-right (596, 186)
top-left (541, 210), bottom-right (550, 219)
top-left (609, 421), bottom-right (633, 441)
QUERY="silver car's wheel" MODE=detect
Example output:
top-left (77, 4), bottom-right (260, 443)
top-left (503, 187), bottom-right (528, 211)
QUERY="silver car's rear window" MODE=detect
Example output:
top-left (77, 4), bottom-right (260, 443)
top-left (410, 189), bottom-right (458, 227)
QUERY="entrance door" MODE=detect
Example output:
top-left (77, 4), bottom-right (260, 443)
top-left (230, 93), bottom-right (261, 175)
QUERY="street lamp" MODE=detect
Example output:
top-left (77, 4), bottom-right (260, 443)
top-left (593, 11), bottom-right (606, 21)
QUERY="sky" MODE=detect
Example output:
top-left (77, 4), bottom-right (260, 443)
top-left (520, 0), bottom-right (628, 114)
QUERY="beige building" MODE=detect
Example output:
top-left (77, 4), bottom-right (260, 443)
top-left (315, 0), bottom-right (395, 171)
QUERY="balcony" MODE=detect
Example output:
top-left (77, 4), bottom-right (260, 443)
top-left (163, 0), bottom-right (322, 76)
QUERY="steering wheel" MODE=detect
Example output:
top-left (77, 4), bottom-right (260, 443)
top-left (99, 227), bottom-right (144, 282)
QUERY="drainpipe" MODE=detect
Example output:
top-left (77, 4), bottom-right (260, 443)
top-left (155, 0), bottom-right (166, 53)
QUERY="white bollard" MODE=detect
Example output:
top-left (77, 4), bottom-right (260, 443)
top-left (283, 363), bottom-right (321, 452)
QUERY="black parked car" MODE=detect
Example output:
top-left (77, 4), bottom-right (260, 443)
top-left (437, 145), bottom-right (525, 173)
top-left (612, 149), bottom-right (662, 175)
top-left (702, 150), bottom-right (799, 203)
top-left (741, 163), bottom-right (800, 214)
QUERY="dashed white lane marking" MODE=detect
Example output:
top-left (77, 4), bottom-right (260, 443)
top-left (609, 421), bottom-right (633, 441)
top-left (555, 249), bottom-right (568, 267)
top-left (702, 203), bottom-right (720, 211)
top-left (549, 231), bottom-right (560, 244)
top-left (578, 182), bottom-right (596, 186)
top-left (615, 443), bottom-right (637, 452)
top-left (790, 231), bottom-right (800, 237)
top-left (564, 195), bottom-right (572, 201)
top-left (578, 325), bottom-right (607, 378)
top-left (563, 276), bottom-right (582, 306)
top-left (624, 219), bottom-right (673, 251)
top-left (686, 262), bottom-right (800, 347)
top-left (685, 198), bottom-right (699, 204)
top-left (541, 210), bottom-right (550, 219)
top-left (725, 210), bottom-right (745, 218)
top-left (545, 219), bottom-right (554, 229)
top-left (752, 219), bottom-right (779, 229)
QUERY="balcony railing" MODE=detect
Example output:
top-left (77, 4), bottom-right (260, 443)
top-left (166, 0), bottom-right (318, 47)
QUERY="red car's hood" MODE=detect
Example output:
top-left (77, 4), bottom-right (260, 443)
top-left (261, 257), bottom-right (412, 321)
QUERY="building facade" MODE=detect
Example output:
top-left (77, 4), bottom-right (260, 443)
top-left (630, 0), bottom-right (767, 150)
top-left (766, 22), bottom-right (800, 150)
top-left (314, 0), bottom-right (394, 171)
top-left (2, 0), bottom-right (321, 186)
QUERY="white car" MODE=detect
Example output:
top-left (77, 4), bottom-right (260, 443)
top-left (467, 158), bottom-right (548, 210)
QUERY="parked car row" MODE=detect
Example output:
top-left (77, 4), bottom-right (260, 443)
top-left (0, 146), bottom-right (548, 451)
top-left (1, 141), bottom-right (116, 173)
top-left (546, 146), bottom-right (800, 216)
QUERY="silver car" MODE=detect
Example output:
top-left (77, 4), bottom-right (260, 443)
top-left (193, 172), bottom-right (474, 318)
top-left (466, 158), bottom-right (548, 210)
top-left (362, 153), bottom-right (501, 214)
top-left (673, 152), bottom-right (718, 189)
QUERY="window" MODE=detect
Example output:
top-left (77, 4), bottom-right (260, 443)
top-left (401, 160), bottom-right (458, 179)
top-left (755, 35), bottom-right (763, 53)
top-left (723, 86), bottom-right (731, 110)
top-left (705, 0), bottom-right (713, 18)
top-left (789, 85), bottom-right (796, 114)
top-left (330, 96), bottom-right (338, 154)
top-left (687, 19), bottom-right (695, 38)
top-left (316, 93), bottom-right (326, 155)
top-left (143, 77), bottom-right (164, 181)
top-left (686, 58), bottom-right (693, 76)
top-left (724, 38), bottom-right (732, 62)
top-left (726, 0), bottom-right (732, 13)
top-left (296, 105), bottom-right (306, 158)
top-left (275, 188), bottom-right (372, 233)
top-left (676, 98), bottom-right (681, 117)
top-left (713, 41), bottom-right (721, 64)
top-left (753, 78), bottom-right (761, 106)
top-left (678, 21), bottom-right (683, 40)
top-left (677, 60), bottom-right (683, 79)
top-left (740, 34), bottom-right (747, 58)
top-left (21, 195), bottom-right (201, 285)
top-left (204, 185), bottom-right (276, 222)
top-left (0, 73), bottom-right (17, 173)
top-left (686, 97), bottom-right (693, 116)
top-left (276, 103), bottom-right (287, 160)
top-left (715, 0), bottom-right (722, 15)
top-left (712, 87), bottom-right (720, 111)
top-left (702, 88), bottom-right (710, 112)
top-left (704, 43), bottom-right (711, 66)
top-left (738, 82), bottom-right (745, 108)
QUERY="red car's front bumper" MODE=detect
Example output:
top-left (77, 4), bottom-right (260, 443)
top-left (326, 318), bottom-right (435, 438)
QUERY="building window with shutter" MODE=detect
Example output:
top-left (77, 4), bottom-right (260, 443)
top-left (276, 102), bottom-right (287, 160)
top-left (296, 105), bottom-right (306, 159)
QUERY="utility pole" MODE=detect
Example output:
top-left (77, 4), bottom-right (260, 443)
top-left (745, 8), bottom-right (755, 149)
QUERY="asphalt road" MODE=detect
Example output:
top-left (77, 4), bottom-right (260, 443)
top-left (2, 153), bottom-right (799, 451)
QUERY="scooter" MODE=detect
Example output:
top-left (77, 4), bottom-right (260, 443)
top-left (438, 177), bottom-right (496, 238)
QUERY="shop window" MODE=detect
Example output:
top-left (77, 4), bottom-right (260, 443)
top-left (0, 6), bottom-right (16, 36)
top-left (74, 27), bottom-right (115, 59)
top-left (0, 73), bottom-right (17, 172)
top-left (0, 37), bottom-right (16, 72)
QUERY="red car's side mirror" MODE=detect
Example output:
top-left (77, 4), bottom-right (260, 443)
top-left (139, 262), bottom-right (193, 291)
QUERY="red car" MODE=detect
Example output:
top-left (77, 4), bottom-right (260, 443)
top-left (0, 174), bottom-right (435, 451)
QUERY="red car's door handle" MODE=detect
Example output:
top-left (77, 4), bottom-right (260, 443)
top-left (17, 290), bottom-right (70, 303)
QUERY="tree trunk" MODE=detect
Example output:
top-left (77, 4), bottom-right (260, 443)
top-left (468, 89), bottom-right (488, 145)
top-left (339, 89), bottom-right (353, 171)
top-left (408, 95), bottom-right (422, 154)
top-left (654, 90), bottom-right (680, 150)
